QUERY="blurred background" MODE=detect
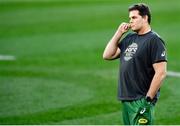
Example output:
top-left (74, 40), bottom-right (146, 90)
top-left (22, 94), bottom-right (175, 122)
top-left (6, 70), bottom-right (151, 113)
top-left (0, 0), bottom-right (180, 124)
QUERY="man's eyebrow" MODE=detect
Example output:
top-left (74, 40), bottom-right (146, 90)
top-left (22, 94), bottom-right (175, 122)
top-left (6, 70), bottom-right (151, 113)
top-left (129, 16), bottom-right (137, 19)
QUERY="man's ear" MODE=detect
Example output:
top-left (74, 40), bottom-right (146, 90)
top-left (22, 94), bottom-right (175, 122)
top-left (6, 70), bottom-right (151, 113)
top-left (143, 15), bottom-right (148, 23)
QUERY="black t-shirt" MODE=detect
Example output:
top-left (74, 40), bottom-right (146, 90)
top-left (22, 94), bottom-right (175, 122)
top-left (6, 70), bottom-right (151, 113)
top-left (118, 31), bottom-right (167, 101)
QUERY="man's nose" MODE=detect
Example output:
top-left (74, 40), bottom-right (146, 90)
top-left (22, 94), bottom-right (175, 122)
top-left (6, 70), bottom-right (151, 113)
top-left (129, 19), bottom-right (133, 23)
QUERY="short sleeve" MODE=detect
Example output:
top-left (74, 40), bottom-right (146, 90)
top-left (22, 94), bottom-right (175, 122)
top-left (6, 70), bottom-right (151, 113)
top-left (118, 37), bottom-right (125, 50)
top-left (150, 37), bottom-right (167, 64)
top-left (118, 33), bottom-right (133, 51)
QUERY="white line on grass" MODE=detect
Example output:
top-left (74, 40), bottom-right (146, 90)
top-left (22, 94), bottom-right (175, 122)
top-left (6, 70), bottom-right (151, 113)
top-left (0, 54), bottom-right (180, 78)
top-left (167, 71), bottom-right (180, 78)
top-left (0, 55), bottom-right (16, 61)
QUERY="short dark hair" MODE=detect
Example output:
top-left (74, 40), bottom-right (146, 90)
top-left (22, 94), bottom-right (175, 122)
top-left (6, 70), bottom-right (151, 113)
top-left (128, 3), bottom-right (151, 24)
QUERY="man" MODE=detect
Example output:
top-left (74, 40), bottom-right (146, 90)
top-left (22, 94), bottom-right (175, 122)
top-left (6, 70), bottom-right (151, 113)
top-left (103, 3), bottom-right (167, 125)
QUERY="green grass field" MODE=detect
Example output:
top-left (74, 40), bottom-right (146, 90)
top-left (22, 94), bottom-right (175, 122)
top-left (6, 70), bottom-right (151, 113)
top-left (0, 0), bottom-right (180, 124)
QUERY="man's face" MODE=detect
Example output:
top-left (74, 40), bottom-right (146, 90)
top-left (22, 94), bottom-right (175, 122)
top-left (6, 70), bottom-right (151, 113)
top-left (129, 10), bottom-right (145, 32)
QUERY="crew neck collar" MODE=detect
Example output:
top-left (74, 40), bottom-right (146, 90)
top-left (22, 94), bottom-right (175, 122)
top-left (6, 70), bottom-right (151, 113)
top-left (137, 29), bottom-right (152, 36)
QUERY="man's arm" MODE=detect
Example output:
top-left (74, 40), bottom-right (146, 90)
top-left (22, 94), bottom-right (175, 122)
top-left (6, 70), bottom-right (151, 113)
top-left (103, 23), bottom-right (130, 60)
top-left (146, 61), bottom-right (167, 99)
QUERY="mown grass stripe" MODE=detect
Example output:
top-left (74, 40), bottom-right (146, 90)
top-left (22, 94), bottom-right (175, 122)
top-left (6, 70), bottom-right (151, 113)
top-left (0, 102), bottom-right (120, 124)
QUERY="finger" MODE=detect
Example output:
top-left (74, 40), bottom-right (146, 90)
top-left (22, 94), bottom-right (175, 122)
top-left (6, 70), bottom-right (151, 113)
top-left (124, 24), bottom-right (129, 30)
top-left (124, 25), bottom-right (128, 30)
